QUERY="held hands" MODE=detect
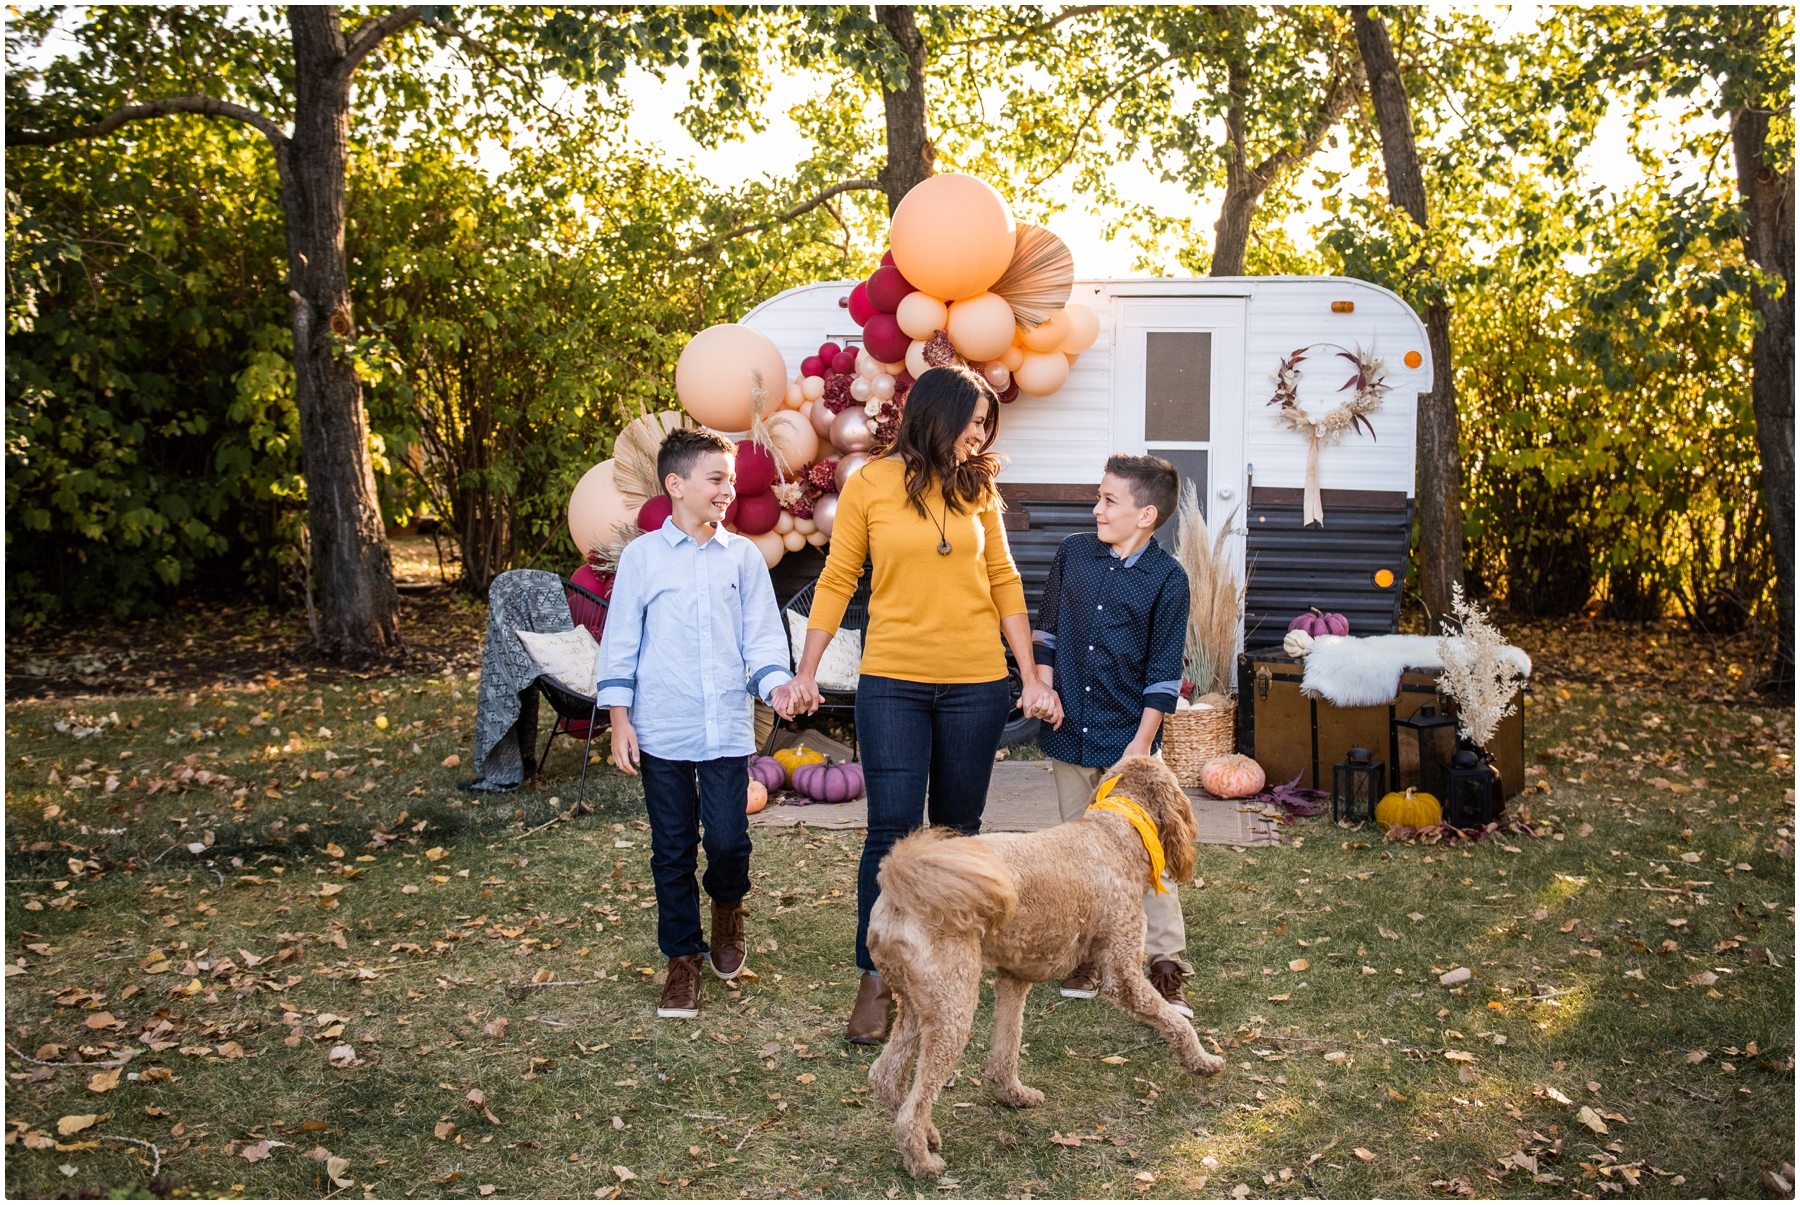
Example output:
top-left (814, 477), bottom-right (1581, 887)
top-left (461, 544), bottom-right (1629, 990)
top-left (771, 675), bottom-right (822, 720)
top-left (1018, 676), bottom-right (1062, 729)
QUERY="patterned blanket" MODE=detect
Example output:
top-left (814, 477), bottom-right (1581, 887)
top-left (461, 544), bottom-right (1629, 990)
top-left (465, 569), bottom-right (578, 791)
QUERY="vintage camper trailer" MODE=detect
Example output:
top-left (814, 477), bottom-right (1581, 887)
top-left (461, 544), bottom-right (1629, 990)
top-left (746, 276), bottom-right (1431, 648)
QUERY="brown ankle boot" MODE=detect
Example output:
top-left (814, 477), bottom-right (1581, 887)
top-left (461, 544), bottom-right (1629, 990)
top-left (1060, 961), bottom-right (1100, 999)
top-left (657, 954), bottom-right (702, 1020)
top-left (845, 971), bottom-right (892, 1045)
top-left (707, 897), bottom-right (747, 980)
top-left (1147, 959), bottom-right (1193, 1018)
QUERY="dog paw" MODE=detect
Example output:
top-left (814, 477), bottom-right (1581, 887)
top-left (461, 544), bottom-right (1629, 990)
top-left (904, 1150), bottom-right (947, 1179)
top-left (1183, 1049), bottom-right (1226, 1077)
top-left (993, 1083), bottom-right (1045, 1108)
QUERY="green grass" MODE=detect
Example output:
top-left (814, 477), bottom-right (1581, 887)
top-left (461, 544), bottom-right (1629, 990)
top-left (4, 675), bottom-right (1793, 1199)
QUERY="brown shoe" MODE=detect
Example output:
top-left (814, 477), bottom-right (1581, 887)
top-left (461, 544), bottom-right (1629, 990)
top-left (657, 954), bottom-right (703, 1019)
top-left (1148, 959), bottom-right (1194, 1018)
top-left (845, 971), bottom-right (892, 1045)
top-left (1060, 961), bottom-right (1100, 999)
top-left (708, 897), bottom-right (747, 980)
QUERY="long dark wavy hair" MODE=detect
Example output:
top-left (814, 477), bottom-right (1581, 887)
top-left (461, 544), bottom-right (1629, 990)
top-left (889, 366), bottom-right (1002, 517)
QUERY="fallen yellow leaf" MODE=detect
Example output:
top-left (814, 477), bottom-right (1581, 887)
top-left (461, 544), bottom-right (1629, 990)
top-left (57, 1115), bottom-right (99, 1137)
top-left (426, 847), bottom-right (449, 862)
top-left (87, 1068), bottom-right (121, 1094)
top-left (1353, 1148), bottom-right (1377, 1162)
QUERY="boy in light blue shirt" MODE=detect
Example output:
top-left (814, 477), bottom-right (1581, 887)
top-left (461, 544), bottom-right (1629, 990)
top-left (596, 428), bottom-right (793, 1020)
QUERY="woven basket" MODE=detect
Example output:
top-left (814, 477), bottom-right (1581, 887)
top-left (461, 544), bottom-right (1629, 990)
top-left (1161, 699), bottom-right (1237, 788)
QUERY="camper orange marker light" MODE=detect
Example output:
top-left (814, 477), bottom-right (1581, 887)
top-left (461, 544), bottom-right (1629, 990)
top-left (1331, 300), bottom-right (1355, 313)
top-left (1404, 350), bottom-right (1422, 368)
top-left (1373, 568), bottom-right (1396, 589)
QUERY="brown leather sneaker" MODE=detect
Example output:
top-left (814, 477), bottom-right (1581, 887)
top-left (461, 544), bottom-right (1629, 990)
top-left (1147, 959), bottom-right (1193, 1018)
top-left (845, 971), bottom-right (892, 1044)
top-left (1060, 961), bottom-right (1100, 999)
top-left (657, 954), bottom-right (703, 1019)
top-left (708, 898), bottom-right (747, 980)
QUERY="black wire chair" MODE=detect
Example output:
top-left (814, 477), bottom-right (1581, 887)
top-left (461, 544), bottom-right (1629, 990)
top-left (763, 573), bottom-right (871, 757)
top-left (533, 576), bottom-right (610, 809)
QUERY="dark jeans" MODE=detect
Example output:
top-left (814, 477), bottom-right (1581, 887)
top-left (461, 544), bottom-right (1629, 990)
top-left (638, 751), bottom-right (752, 960)
top-left (853, 674), bottom-right (1011, 971)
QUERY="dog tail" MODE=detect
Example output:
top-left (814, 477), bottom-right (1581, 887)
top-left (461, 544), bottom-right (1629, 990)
top-left (876, 827), bottom-right (1018, 934)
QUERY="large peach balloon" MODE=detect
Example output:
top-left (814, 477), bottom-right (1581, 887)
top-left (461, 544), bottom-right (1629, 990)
top-left (1022, 310), bottom-right (1070, 352)
top-left (888, 174), bottom-right (1016, 302)
top-left (567, 460), bottom-right (638, 557)
top-left (764, 409), bottom-right (819, 476)
top-left (675, 324), bottom-right (788, 432)
top-left (945, 292), bottom-right (1017, 361)
top-left (1060, 302), bottom-right (1100, 354)
top-left (896, 291), bottom-right (949, 342)
top-left (1014, 349), bottom-right (1071, 397)
top-left (748, 528), bottom-right (785, 568)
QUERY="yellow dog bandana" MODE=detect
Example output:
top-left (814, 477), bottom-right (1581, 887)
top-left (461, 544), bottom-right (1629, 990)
top-left (1086, 775), bottom-right (1169, 893)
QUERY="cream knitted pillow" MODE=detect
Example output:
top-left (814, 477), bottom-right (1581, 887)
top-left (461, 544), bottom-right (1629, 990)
top-left (515, 626), bottom-right (600, 698)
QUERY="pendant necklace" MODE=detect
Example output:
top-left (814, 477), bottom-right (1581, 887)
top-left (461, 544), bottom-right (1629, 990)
top-left (929, 498), bottom-right (952, 556)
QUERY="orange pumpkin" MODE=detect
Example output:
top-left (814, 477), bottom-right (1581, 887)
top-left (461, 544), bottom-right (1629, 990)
top-left (1199, 754), bottom-right (1266, 799)
top-left (746, 780), bottom-right (769, 815)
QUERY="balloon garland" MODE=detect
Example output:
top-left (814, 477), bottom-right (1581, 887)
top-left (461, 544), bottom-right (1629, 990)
top-left (605, 171), bottom-right (1095, 571)
top-left (1266, 344), bottom-right (1390, 527)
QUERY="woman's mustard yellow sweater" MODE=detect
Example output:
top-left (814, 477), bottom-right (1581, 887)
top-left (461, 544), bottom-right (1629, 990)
top-left (807, 457), bottom-right (1026, 683)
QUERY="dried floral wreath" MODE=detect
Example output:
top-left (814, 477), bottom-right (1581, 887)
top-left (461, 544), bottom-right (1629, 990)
top-left (1267, 344), bottom-right (1390, 525)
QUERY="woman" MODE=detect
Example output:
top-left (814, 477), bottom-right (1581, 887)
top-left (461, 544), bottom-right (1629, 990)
top-left (779, 366), bottom-right (1055, 1043)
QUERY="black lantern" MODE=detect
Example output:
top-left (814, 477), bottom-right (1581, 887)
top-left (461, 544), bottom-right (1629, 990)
top-left (1442, 744), bottom-right (1497, 830)
top-left (1392, 705), bottom-right (1457, 797)
top-left (1332, 746), bottom-right (1386, 824)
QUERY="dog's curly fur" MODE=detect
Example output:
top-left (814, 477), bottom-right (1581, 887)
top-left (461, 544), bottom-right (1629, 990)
top-left (866, 755), bottom-right (1226, 1178)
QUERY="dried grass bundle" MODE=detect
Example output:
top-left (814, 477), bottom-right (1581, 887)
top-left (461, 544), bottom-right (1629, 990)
top-left (1436, 585), bottom-right (1530, 748)
top-left (612, 410), bottom-right (690, 506)
top-left (1174, 482), bottom-right (1243, 697)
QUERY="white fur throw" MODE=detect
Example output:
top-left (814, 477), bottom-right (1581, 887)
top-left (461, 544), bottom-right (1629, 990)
top-left (1300, 634), bottom-right (1531, 708)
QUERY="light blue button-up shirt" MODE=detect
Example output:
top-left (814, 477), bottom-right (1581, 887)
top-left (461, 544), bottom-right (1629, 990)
top-left (595, 518), bottom-right (793, 762)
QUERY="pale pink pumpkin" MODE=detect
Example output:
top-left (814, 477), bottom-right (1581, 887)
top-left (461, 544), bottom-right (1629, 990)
top-left (1198, 754), bottom-right (1266, 799)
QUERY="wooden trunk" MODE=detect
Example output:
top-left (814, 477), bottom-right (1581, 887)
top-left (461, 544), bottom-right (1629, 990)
top-left (1235, 646), bottom-right (1525, 799)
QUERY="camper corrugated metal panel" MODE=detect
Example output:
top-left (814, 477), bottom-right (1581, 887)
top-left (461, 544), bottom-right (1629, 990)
top-left (1244, 485), bottom-right (1411, 645)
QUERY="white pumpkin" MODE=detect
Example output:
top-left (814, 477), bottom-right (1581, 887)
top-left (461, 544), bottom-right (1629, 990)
top-left (1283, 628), bottom-right (1315, 658)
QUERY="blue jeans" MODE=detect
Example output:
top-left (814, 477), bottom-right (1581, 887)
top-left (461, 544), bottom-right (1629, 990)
top-left (853, 674), bottom-right (1011, 971)
top-left (638, 751), bottom-right (752, 960)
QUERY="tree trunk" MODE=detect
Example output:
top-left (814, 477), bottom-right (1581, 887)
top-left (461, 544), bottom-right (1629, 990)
top-left (1731, 99), bottom-right (1795, 693)
top-left (876, 5), bottom-right (934, 214)
top-left (1351, 5), bottom-right (1464, 627)
top-left (1210, 61), bottom-right (1255, 277)
top-left (284, 7), bottom-right (400, 657)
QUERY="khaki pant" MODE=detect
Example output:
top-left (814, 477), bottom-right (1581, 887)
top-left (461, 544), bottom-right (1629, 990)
top-left (1049, 758), bottom-right (1190, 970)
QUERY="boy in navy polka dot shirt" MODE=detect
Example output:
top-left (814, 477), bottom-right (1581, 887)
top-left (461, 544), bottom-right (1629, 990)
top-left (1031, 454), bottom-right (1194, 1016)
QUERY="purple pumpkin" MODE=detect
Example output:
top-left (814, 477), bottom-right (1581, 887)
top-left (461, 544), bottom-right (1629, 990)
top-left (1286, 607), bottom-right (1349, 637)
top-left (792, 760), bottom-right (865, 803)
top-left (749, 755), bottom-right (786, 793)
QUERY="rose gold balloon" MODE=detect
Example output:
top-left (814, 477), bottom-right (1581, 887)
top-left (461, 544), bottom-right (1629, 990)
top-left (831, 407), bottom-right (875, 454)
top-left (810, 398), bottom-right (837, 440)
top-left (834, 451), bottom-right (871, 491)
top-left (811, 492), bottom-right (840, 539)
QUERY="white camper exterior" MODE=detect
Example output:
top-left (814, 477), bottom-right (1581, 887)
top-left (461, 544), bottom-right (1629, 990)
top-left (744, 276), bottom-right (1430, 576)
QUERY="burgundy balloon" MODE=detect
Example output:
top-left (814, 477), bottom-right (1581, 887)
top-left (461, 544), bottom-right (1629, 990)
top-left (817, 341), bottom-right (841, 363)
top-left (636, 494), bottom-right (673, 532)
top-left (896, 371), bottom-right (915, 390)
top-left (733, 489), bottom-right (781, 536)
top-left (808, 399), bottom-right (837, 440)
top-left (880, 249), bottom-right (895, 267)
top-left (831, 407), bottom-right (875, 455)
top-left (834, 451), bottom-right (870, 492)
top-left (734, 440), bottom-right (776, 496)
top-left (861, 312), bottom-right (911, 363)
top-left (997, 380), bottom-right (1021, 404)
top-left (800, 355), bottom-right (824, 378)
top-left (724, 495), bottom-right (741, 528)
top-left (847, 282), bottom-right (875, 327)
top-left (830, 350), bottom-right (858, 375)
top-left (810, 492), bottom-right (839, 540)
top-left (866, 265), bottom-right (916, 313)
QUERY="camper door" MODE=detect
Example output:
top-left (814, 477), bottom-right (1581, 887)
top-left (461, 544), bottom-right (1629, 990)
top-left (1109, 296), bottom-right (1246, 563)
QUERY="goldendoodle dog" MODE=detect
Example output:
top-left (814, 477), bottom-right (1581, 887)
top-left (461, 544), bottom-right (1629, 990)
top-left (865, 754), bottom-right (1225, 1178)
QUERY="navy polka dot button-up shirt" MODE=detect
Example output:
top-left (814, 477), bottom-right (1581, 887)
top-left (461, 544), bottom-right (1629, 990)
top-left (1031, 532), bottom-right (1190, 769)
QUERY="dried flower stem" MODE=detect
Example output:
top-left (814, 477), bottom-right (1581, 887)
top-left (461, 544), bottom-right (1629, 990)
top-left (1174, 483), bottom-right (1243, 697)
